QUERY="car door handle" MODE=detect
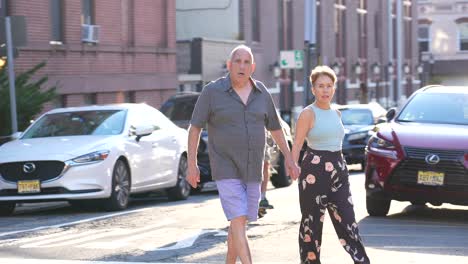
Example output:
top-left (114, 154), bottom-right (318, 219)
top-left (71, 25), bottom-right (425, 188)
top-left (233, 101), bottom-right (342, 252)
top-left (152, 143), bottom-right (158, 148)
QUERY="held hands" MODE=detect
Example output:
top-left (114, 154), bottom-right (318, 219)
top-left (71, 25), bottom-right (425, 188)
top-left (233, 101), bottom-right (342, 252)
top-left (285, 157), bottom-right (301, 181)
top-left (187, 165), bottom-right (200, 189)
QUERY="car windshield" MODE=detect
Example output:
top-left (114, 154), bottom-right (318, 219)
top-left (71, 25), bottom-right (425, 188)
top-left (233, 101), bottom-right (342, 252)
top-left (397, 93), bottom-right (468, 125)
top-left (340, 109), bottom-right (374, 125)
top-left (22, 110), bottom-right (127, 139)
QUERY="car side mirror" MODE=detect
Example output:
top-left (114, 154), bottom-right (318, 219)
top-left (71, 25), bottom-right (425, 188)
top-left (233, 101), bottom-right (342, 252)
top-left (386, 108), bottom-right (397, 122)
top-left (132, 125), bottom-right (154, 142)
top-left (11, 132), bottom-right (23, 140)
top-left (376, 117), bottom-right (387, 124)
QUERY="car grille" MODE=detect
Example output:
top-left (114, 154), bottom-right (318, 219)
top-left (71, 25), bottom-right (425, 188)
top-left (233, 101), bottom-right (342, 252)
top-left (0, 161), bottom-right (65, 182)
top-left (405, 147), bottom-right (465, 160)
top-left (389, 147), bottom-right (468, 191)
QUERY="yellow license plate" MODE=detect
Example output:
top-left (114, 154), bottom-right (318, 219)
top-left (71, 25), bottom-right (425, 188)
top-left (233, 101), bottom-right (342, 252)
top-left (417, 171), bottom-right (444, 186)
top-left (17, 180), bottom-right (41, 194)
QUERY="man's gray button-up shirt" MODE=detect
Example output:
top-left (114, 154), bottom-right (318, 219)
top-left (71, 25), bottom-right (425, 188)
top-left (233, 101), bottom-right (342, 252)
top-left (190, 75), bottom-right (282, 183)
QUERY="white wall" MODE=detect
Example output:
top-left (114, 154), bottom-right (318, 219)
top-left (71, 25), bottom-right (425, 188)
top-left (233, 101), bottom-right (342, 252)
top-left (176, 0), bottom-right (240, 40)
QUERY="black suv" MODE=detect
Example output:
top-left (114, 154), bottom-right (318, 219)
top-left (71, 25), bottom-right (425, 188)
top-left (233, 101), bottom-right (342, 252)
top-left (160, 92), bottom-right (293, 190)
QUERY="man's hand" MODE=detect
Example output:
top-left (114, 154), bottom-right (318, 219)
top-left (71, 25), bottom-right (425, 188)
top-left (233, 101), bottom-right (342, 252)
top-left (187, 164), bottom-right (200, 188)
top-left (285, 157), bottom-right (301, 181)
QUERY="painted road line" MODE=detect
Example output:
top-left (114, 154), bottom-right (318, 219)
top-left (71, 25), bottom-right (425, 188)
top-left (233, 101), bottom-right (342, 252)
top-left (17, 219), bottom-right (174, 249)
top-left (0, 259), bottom-right (205, 264)
top-left (21, 229), bottom-right (109, 248)
top-left (142, 229), bottom-right (211, 251)
top-left (0, 207), bottom-right (152, 238)
top-left (77, 219), bottom-right (175, 249)
top-left (0, 229), bottom-right (76, 247)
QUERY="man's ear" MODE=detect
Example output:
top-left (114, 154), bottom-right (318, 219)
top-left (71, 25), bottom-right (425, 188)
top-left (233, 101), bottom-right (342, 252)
top-left (251, 63), bottom-right (256, 73)
top-left (226, 60), bottom-right (231, 71)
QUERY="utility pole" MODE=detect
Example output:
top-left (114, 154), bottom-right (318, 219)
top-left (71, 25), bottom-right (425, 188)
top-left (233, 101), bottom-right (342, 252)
top-left (303, 0), bottom-right (317, 106)
top-left (6, 16), bottom-right (18, 133)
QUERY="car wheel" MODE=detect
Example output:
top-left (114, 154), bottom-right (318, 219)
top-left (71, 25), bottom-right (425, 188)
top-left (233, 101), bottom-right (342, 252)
top-left (411, 201), bottom-right (426, 206)
top-left (366, 196), bottom-right (391, 216)
top-left (0, 202), bottom-right (15, 216)
top-left (271, 153), bottom-right (292, 188)
top-left (103, 159), bottom-right (131, 211)
top-left (167, 155), bottom-right (191, 201)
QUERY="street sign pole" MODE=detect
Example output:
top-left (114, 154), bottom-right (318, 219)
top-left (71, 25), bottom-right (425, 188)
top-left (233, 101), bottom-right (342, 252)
top-left (6, 16), bottom-right (18, 133)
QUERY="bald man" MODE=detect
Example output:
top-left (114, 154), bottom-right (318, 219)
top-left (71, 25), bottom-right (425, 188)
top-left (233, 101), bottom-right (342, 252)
top-left (187, 45), bottom-right (300, 264)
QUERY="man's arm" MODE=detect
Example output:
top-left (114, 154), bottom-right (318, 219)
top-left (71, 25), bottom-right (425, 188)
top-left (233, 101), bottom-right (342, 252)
top-left (187, 125), bottom-right (202, 188)
top-left (270, 129), bottom-right (300, 180)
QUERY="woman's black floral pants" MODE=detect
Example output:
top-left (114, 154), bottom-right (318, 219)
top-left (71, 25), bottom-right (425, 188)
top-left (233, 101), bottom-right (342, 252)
top-left (298, 147), bottom-right (370, 264)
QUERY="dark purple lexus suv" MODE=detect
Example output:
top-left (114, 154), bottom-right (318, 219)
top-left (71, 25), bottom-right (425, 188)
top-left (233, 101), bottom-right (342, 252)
top-left (364, 85), bottom-right (468, 216)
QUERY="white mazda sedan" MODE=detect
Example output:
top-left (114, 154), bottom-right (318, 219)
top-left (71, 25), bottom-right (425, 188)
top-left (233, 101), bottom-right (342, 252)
top-left (0, 103), bottom-right (190, 215)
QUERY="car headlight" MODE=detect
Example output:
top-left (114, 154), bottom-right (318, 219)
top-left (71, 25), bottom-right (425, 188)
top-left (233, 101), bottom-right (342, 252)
top-left (72, 150), bottom-right (110, 163)
top-left (347, 131), bottom-right (369, 142)
top-left (369, 135), bottom-right (395, 149)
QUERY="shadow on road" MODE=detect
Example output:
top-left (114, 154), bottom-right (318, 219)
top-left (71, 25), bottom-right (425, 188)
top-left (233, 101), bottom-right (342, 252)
top-left (358, 204), bottom-right (468, 256)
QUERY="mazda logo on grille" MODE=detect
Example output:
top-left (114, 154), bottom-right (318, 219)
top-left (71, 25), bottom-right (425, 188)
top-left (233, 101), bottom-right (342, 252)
top-left (23, 163), bottom-right (36, 173)
top-left (425, 154), bottom-right (440, 165)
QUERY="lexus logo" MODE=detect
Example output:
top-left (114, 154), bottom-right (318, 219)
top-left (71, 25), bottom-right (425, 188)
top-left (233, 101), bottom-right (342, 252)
top-left (23, 163), bottom-right (36, 173)
top-left (425, 154), bottom-right (440, 165)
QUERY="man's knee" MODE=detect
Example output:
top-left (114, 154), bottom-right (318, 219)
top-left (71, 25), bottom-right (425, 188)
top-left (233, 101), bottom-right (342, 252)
top-left (230, 215), bottom-right (248, 227)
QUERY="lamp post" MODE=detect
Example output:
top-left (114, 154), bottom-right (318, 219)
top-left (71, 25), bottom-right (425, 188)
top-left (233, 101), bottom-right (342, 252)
top-left (372, 63), bottom-right (381, 102)
top-left (403, 63), bottom-right (410, 96)
top-left (272, 62), bottom-right (281, 79)
top-left (429, 53), bottom-right (435, 83)
top-left (332, 62), bottom-right (341, 104)
top-left (386, 62), bottom-right (394, 107)
top-left (354, 62), bottom-right (366, 103)
top-left (416, 63), bottom-right (424, 87)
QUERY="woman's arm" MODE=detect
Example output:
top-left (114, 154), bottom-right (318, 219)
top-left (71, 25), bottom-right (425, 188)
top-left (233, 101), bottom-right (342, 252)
top-left (292, 108), bottom-right (315, 164)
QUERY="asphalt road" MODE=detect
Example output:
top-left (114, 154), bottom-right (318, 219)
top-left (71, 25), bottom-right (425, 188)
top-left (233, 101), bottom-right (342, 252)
top-left (0, 165), bottom-right (467, 264)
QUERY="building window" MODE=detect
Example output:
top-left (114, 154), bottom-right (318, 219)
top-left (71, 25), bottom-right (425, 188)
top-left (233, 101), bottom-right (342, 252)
top-left (128, 0), bottom-right (135, 46)
top-left (124, 91), bottom-right (136, 103)
top-left (458, 23), bottom-right (468, 51)
top-left (334, 0), bottom-right (346, 58)
top-left (418, 25), bottom-right (430, 52)
top-left (278, 0), bottom-right (284, 50)
top-left (84, 93), bottom-right (97, 105)
top-left (404, 1), bottom-right (413, 60)
top-left (252, 0), bottom-right (260, 42)
top-left (82, 0), bottom-right (95, 25)
top-left (374, 13), bottom-right (380, 49)
top-left (357, 0), bottom-right (367, 60)
top-left (50, 0), bottom-right (64, 43)
top-left (57, 94), bottom-right (67, 108)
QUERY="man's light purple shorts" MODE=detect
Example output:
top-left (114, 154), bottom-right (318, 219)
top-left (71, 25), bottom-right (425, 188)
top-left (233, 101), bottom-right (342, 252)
top-left (216, 179), bottom-right (261, 222)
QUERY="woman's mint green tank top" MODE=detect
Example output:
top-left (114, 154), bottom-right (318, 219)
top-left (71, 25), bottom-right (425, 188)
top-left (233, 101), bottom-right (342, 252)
top-left (306, 104), bottom-right (345, 152)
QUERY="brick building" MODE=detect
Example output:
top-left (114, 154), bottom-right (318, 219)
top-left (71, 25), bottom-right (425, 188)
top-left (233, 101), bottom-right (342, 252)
top-left (177, 0), bottom-right (420, 114)
top-left (4, 0), bottom-right (176, 109)
top-left (418, 0), bottom-right (468, 86)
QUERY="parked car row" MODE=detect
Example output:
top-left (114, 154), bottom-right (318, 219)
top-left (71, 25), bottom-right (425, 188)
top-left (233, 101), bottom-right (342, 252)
top-left (0, 104), bottom-right (190, 216)
top-left (2, 85), bottom-right (466, 218)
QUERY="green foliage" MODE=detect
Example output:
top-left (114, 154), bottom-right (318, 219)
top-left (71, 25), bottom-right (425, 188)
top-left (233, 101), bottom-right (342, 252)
top-left (428, 75), bottom-right (443, 85)
top-left (0, 61), bottom-right (57, 136)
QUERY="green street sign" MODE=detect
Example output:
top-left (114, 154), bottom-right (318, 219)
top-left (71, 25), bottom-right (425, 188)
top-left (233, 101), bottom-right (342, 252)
top-left (280, 50), bottom-right (304, 69)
